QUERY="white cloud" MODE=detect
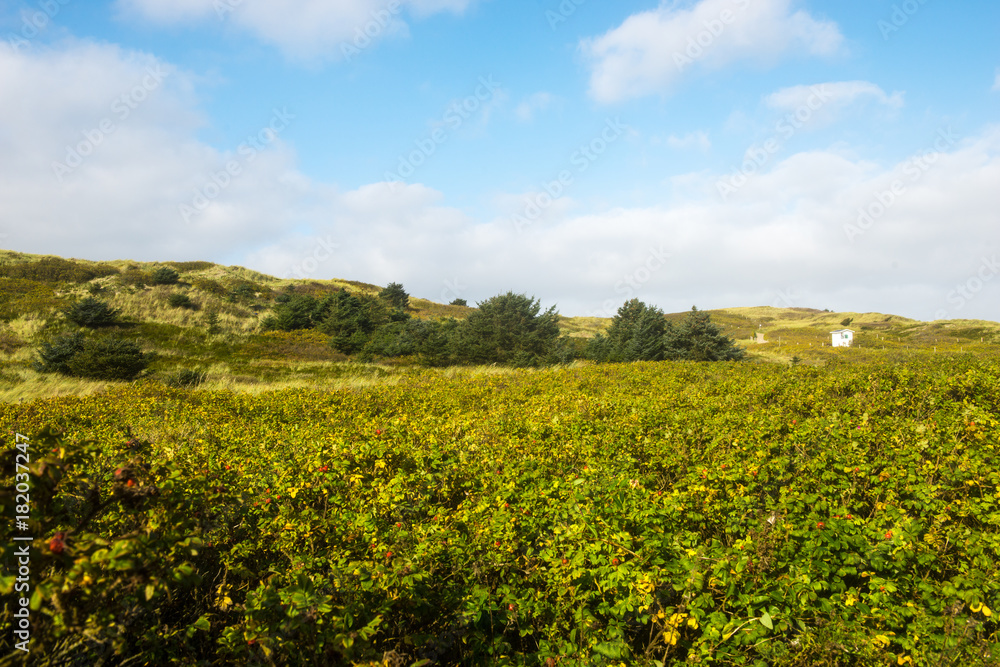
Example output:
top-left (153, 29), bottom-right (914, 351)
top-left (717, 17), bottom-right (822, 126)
top-left (3, 42), bottom-right (998, 323)
top-left (514, 92), bottom-right (554, 122)
top-left (665, 131), bottom-right (711, 151)
top-left (766, 80), bottom-right (903, 114)
top-left (581, 0), bottom-right (844, 103)
top-left (115, 0), bottom-right (471, 61)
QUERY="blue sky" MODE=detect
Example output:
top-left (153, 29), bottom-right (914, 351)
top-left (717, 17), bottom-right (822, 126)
top-left (1, 0), bottom-right (998, 320)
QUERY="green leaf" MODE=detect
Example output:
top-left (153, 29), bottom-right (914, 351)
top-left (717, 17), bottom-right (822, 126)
top-left (759, 611), bottom-right (773, 630)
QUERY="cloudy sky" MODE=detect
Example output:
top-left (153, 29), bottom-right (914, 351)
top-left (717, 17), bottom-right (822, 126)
top-left (1, 0), bottom-right (998, 320)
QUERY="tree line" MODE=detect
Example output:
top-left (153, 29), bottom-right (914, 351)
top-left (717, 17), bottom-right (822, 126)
top-left (32, 283), bottom-right (744, 381)
top-left (263, 286), bottom-right (745, 366)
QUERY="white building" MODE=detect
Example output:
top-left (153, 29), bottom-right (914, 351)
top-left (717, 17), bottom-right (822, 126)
top-left (830, 329), bottom-right (855, 348)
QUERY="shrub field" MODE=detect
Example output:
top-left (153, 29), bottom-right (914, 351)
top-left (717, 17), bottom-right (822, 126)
top-left (1, 355), bottom-right (999, 665)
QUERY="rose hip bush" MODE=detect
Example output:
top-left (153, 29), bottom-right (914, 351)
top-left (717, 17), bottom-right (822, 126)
top-left (2, 356), bottom-right (999, 664)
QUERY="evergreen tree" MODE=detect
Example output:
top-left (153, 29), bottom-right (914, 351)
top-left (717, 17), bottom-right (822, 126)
top-left (150, 267), bottom-right (180, 285)
top-left (453, 292), bottom-right (560, 366)
top-left (34, 333), bottom-right (149, 380)
top-left (663, 306), bottom-right (745, 361)
top-left (379, 282), bottom-right (410, 310)
top-left (587, 298), bottom-right (665, 362)
top-left (319, 291), bottom-right (377, 354)
top-left (64, 297), bottom-right (120, 328)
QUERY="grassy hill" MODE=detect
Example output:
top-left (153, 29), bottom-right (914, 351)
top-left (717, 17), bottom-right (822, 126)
top-left (1, 249), bottom-right (998, 401)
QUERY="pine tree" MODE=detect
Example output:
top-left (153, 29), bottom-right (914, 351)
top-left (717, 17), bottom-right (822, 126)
top-left (453, 292), bottom-right (560, 366)
top-left (663, 306), bottom-right (745, 361)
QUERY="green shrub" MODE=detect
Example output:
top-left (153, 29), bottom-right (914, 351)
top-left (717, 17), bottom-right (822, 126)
top-left (165, 368), bottom-right (207, 388)
top-left (34, 333), bottom-right (149, 380)
top-left (449, 298), bottom-right (467, 307)
top-left (64, 297), bottom-right (120, 327)
top-left (150, 267), bottom-right (180, 285)
top-left (262, 295), bottom-right (332, 332)
top-left (167, 293), bottom-right (196, 309)
top-left (33, 333), bottom-right (87, 375)
top-left (225, 280), bottom-right (269, 303)
top-left (69, 337), bottom-right (150, 380)
top-left (204, 311), bottom-right (220, 335)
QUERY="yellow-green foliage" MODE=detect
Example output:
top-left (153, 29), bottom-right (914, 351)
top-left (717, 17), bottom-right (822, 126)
top-left (2, 357), bottom-right (999, 665)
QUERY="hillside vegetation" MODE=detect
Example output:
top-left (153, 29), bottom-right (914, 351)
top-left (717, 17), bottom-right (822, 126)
top-left (3, 250), bottom-right (998, 403)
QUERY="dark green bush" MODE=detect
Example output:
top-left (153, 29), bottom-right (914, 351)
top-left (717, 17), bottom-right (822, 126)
top-left (64, 297), bottom-right (120, 327)
top-left (150, 267), bottom-right (180, 285)
top-left (66, 337), bottom-right (149, 380)
top-left (449, 298), bottom-right (468, 307)
top-left (34, 333), bottom-right (149, 380)
top-left (33, 333), bottom-right (87, 375)
top-left (167, 293), bottom-right (196, 309)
